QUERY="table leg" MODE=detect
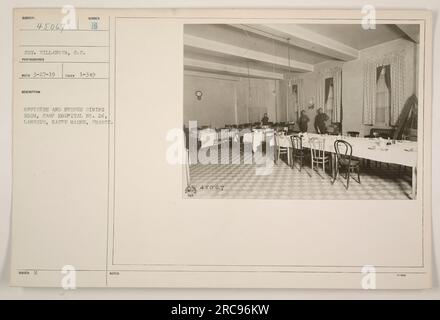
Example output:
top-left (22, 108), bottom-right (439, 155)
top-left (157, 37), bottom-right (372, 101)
top-left (331, 153), bottom-right (336, 179)
top-left (412, 166), bottom-right (417, 199)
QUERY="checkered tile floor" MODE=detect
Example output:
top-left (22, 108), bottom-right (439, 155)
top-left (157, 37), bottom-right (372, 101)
top-left (185, 149), bottom-right (413, 200)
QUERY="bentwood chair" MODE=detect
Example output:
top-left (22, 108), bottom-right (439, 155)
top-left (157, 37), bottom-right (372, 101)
top-left (402, 134), bottom-right (417, 141)
top-left (366, 128), bottom-right (394, 139)
top-left (346, 131), bottom-right (363, 164)
top-left (290, 135), bottom-right (305, 171)
top-left (346, 131), bottom-right (360, 137)
top-left (309, 137), bottom-right (329, 175)
top-left (275, 131), bottom-right (291, 165)
top-left (332, 140), bottom-right (361, 189)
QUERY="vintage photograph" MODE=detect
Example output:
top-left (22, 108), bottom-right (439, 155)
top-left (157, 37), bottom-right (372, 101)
top-left (8, 7), bottom-right (433, 291)
top-left (183, 23), bottom-right (420, 200)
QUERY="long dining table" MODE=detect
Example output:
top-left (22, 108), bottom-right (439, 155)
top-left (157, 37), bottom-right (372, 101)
top-left (297, 133), bottom-right (418, 199)
top-left (191, 128), bottom-right (418, 199)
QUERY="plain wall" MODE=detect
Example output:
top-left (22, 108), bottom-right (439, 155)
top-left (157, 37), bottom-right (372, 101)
top-left (277, 80), bottom-right (288, 122)
top-left (184, 73), bottom-right (237, 128)
top-left (236, 77), bottom-right (279, 124)
top-left (184, 73), bottom-right (284, 127)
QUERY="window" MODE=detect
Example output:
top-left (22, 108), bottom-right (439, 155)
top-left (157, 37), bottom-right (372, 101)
top-left (375, 65), bottom-right (391, 126)
top-left (292, 84), bottom-right (298, 122)
top-left (324, 77), bottom-right (334, 122)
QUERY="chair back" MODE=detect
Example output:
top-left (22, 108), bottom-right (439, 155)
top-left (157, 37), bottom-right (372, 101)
top-left (346, 131), bottom-right (360, 137)
top-left (274, 131), bottom-right (282, 147)
top-left (334, 139), bottom-right (353, 166)
top-left (290, 135), bottom-right (303, 151)
top-left (402, 134), bottom-right (417, 141)
top-left (275, 131), bottom-right (291, 148)
top-left (199, 128), bottom-right (218, 148)
top-left (369, 128), bottom-right (394, 139)
top-left (309, 137), bottom-right (325, 160)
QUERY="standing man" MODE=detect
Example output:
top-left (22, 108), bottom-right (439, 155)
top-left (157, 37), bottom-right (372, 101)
top-left (298, 110), bottom-right (310, 132)
top-left (261, 113), bottom-right (269, 125)
top-left (314, 108), bottom-right (329, 134)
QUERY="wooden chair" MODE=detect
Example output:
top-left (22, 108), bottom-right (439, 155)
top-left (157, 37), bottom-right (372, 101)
top-left (346, 131), bottom-right (360, 137)
top-left (402, 134), bottom-right (417, 141)
top-left (275, 131), bottom-right (291, 165)
top-left (290, 135), bottom-right (305, 171)
top-left (309, 137), bottom-right (329, 175)
top-left (332, 140), bottom-right (361, 189)
top-left (365, 128), bottom-right (394, 139)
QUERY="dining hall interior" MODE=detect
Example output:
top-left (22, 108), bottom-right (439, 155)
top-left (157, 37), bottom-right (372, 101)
top-left (183, 23), bottom-right (420, 200)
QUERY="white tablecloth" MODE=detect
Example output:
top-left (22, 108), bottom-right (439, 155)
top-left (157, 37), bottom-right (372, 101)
top-left (242, 129), bottom-right (276, 152)
top-left (300, 133), bottom-right (417, 167)
top-left (198, 129), bottom-right (218, 148)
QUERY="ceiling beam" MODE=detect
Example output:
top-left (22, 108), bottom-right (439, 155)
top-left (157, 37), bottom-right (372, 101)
top-left (184, 57), bottom-right (284, 80)
top-left (184, 70), bottom-right (240, 82)
top-left (184, 34), bottom-right (313, 73)
top-left (232, 24), bottom-right (359, 61)
top-left (395, 24), bottom-right (420, 43)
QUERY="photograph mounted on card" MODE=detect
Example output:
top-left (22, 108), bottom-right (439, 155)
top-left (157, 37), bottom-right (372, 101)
top-left (10, 8), bottom-right (432, 289)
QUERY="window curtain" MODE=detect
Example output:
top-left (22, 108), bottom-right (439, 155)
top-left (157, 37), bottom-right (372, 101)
top-left (316, 75), bottom-right (326, 114)
top-left (324, 79), bottom-right (333, 120)
top-left (327, 85), bottom-right (334, 117)
top-left (389, 55), bottom-right (405, 125)
top-left (363, 53), bottom-right (405, 126)
top-left (362, 61), bottom-right (378, 125)
top-left (316, 67), bottom-right (342, 123)
top-left (324, 78), bottom-right (332, 104)
top-left (375, 65), bottom-right (391, 125)
top-left (333, 68), bottom-right (342, 123)
top-left (290, 78), bottom-right (304, 112)
top-left (377, 65), bottom-right (391, 88)
top-left (291, 85), bottom-right (298, 122)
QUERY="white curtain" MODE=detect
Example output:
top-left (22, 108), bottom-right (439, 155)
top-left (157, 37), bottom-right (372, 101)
top-left (390, 54), bottom-right (405, 125)
top-left (376, 68), bottom-right (390, 125)
top-left (290, 78), bottom-right (305, 113)
top-left (291, 88), bottom-right (298, 122)
top-left (363, 53), bottom-right (405, 126)
top-left (363, 61), bottom-right (378, 125)
top-left (325, 84), bottom-right (334, 121)
top-left (316, 67), bottom-right (342, 122)
top-left (316, 75), bottom-right (325, 112)
top-left (333, 68), bottom-right (342, 122)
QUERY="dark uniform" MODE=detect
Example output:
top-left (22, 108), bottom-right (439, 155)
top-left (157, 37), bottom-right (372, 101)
top-left (314, 112), bottom-right (329, 134)
top-left (299, 113), bottom-right (310, 132)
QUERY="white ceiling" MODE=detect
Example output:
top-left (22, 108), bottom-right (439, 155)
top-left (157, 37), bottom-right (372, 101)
top-left (184, 23), bottom-right (418, 79)
top-left (296, 24), bottom-right (412, 50)
top-left (185, 24), bottom-right (329, 65)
